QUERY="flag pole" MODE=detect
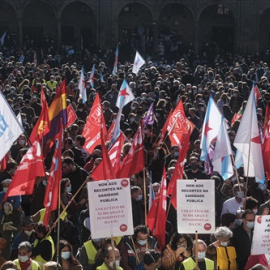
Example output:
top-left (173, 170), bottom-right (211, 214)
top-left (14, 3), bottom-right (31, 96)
top-left (110, 237), bottom-right (116, 270)
top-left (195, 232), bottom-right (198, 269)
top-left (244, 140), bottom-right (252, 209)
top-left (143, 167), bottom-right (147, 224)
top-left (230, 155), bottom-right (243, 195)
top-left (56, 179), bottom-right (61, 269)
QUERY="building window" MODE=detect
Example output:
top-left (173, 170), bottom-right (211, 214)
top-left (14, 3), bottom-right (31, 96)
top-left (217, 4), bottom-right (230, 15)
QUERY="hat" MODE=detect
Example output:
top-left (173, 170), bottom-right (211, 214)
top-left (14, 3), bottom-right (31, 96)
top-left (22, 216), bottom-right (34, 226)
top-left (2, 179), bottom-right (11, 185)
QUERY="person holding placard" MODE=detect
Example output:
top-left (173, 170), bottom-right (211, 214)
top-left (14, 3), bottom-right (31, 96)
top-left (231, 209), bottom-right (255, 270)
top-left (179, 240), bottom-right (214, 270)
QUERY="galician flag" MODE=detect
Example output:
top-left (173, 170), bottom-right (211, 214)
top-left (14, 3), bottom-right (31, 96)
top-left (112, 45), bottom-right (118, 77)
top-left (89, 64), bottom-right (95, 88)
top-left (212, 117), bottom-right (234, 180)
top-left (200, 97), bottom-right (223, 161)
top-left (132, 51), bottom-right (145, 76)
top-left (234, 86), bottom-right (265, 182)
top-left (78, 66), bottom-right (87, 103)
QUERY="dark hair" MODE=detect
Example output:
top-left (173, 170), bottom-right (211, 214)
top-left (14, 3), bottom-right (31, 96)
top-left (134, 225), bottom-right (149, 237)
top-left (62, 157), bottom-right (74, 166)
top-left (245, 197), bottom-right (259, 210)
top-left (75, 135), bottom-right (85, 146)
top-left (60, 178), bottom-right (70, 195)
top-left (242, 209), bottom-right (255, 219)
top-left (5, 159), bottom-right (17, 171)
top-left (143, 250), bottom-right (161, 266)
top-left (58, 240), bottom-right (81, 266)
top-left (170, 233), bottom-right (193, 251)
top-left (35, 222), bottom-right (49, 235)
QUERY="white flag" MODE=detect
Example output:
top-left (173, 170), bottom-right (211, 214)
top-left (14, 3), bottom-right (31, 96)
top-left (132, 51), bottom-right (145, 76)
top-left (16, 112), bottom-right (22, 126)
top-left (0, 31), bottom-right (7, 46)
top-left (78, 67), bottom-right (87, 103)
top-left (212, 117), bottom-right (234, 180)
top-left (234, 86), bottom-right (265, 182)
top-left (0, 92), bottom-right (24, 161)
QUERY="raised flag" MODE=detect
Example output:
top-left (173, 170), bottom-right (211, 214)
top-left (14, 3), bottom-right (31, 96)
top-left (157, 110), bottom-right (173, 146)
top-left (148, 172), bottom-right (155, 211)
top-left (82, 93), bottom-right (107, 154)
top-left (254, 85), bottom-right (261, 105)
top-left (109, 132), bottom-right (125, 176)
top-left (234, 86), bottom-right (265, 182)
top-left (43, 123), bottom-right (63, 226)
top-left (0, 153), bottom-right (9, 172)
top-left (0, 92), bottom-right (24, 161)
top-left (231, 108), bottom-right (242, 125)
top-left (167, 100), bottom-right (194, 149)
top-left (78, 67), bottom-right (87, 103)
top-left (91, 127), bottom-right (116, 181)
top-left (89, 64), bottom-right (95, 88)
top-left (67, 104), bottom-right (77, 128)
top-left (112, 45), bottom-right (118, 77)
top-left (147, 167), bottom-right (167, 249)
top-left (143, 103), bottom-right (155, 126)
top-left (100, 71), bottom-right (105, 83)
top-left (43, 80), bottom-right (67, 149)
top-left (132, 51), bottom-right (145, 76)
top-left (112, 80), bottom-right (134, 144)
top-left (3, 140), bottom-right (45, 201)
top-left (262, 103), bottom-right (270, 180)
top-left (17, 112), bottom-right (22, 126)
top-left (200, 97), bottom-right (223, 161)
top-left (212, 117), bottom-right (234, 180)
top-left (0, 31), bottom-right (7, 46)
top-left (117, 123), bottom-right (144, 178)
top-left (29, 89), bottom-right (50, 144)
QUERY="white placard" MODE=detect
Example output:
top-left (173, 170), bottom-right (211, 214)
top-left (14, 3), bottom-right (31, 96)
top-left (87, 178), bottom-right (134, 239)
top-left (177, 179), bottom-right (215, 234)
top-left (251, 215), bottom-right (270, 255)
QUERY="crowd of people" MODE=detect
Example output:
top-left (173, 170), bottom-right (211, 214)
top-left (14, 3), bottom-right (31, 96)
top-left (0, 40), bottom-right (269, 270)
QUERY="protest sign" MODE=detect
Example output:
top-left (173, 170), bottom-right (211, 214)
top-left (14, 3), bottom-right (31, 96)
top-left (251, 215), bottom-right (270, 254)
top-left (87, 178), bottom-right (133, 239)
top-left (177, 179), bottom-right (215, 234)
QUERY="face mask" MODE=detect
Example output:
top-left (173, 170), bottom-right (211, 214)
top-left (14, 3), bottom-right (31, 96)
top-left (236, 191), bottom-right (244, 199)
top-left (137, 239), bottom-right (147, 246)
top-left (198, 252), bottom-right (206, 260)
top-left (188, 90), bottom-right (192, 93)
top-left (220, 241), bottom-right (228, 247)
top-left (131, 106), bottom-right (136, 110)
top-left (11, 90), bottom-right (15, 94)
top-left (19, 139), bottom-right (25, 145)
top-left (235, 219), bottom-right (242, 226)
top-left (3, 187), bottom-right (8, 193)
top-left (79, 108), bottom-right (83, 112)
top-left (109, 260), bottom-right (120, 268)
top-left (92, 238), bottom-right (102, 243)
top-left (24, 230), bottom-right (33, 237)
top-left (246, 221), bottom-right (254, 229)
top-left (61, 251), bottom-right (71, 260)
top-left (253, 209), bottom-right (258, 214)
top-left (259, 184), bottom-right (267, 191)
top-left (136, 194), bottom-right (143, 201)
top-left (43, 180), bottom-right (47, 186)
top-left (130, 118), bottom-right (135, 123)
top-left (174, 152), bottom-right (179, 158)
top-left (18, 255), bottom-right (29, 262)
top-left (66, 185), bottom-right (72, 193)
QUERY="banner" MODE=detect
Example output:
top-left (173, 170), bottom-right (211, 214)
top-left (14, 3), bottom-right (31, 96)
top-left (87, 178), bottom-right (133, 238)
top-left (177, 180), bottom-right (215, 234)
top-left (251, 215), bottom-right (270, 255)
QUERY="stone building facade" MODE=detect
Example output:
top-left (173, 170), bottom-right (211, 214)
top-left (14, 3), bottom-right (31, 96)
top-left (0, 0), bottom-right (270, 53)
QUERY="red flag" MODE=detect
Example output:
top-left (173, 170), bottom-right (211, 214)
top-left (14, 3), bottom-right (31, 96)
top-left (67, 104), bottom-right (77, 128)
top-left (82, 93), bottom-right (107, 154)
top-left (43, 123), bottom-right (63, 226)
top-left (169, 129), bottom-right (192, 209)
top-left (231, 107), bottom-right (243, 125)
top-left (0, 153), bottom-right (9, 172)
top-left (29, 89), bottom-right (50, 143)
top-left (3, 140), bottom-right (45, 201)
top-left (147, 167), bottom-right (167, 249)
top-left (117, 123), bottom-right (144, 178)
top-left (157, 110), bottom-right (172, 146)
top-left (109, 132), bottom-right (125, 176)
top-left (91, 127), bottom-right (116, 181)
top-left (167, 100), bottom-right (194, 148)
top-left (263, 103), bottom-right (270, 180)
top-left (106, 121), bottom-right (115, 142)
top-left (254, 85), bottom-right (261, 105)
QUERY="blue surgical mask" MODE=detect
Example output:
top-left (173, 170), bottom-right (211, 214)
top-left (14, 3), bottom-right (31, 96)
top-left (246, 221), bottom-right (254, 229)
top-left (92, 238), bottom-right (102, 243)
top-left (174, 152), bottom-right (179, 158)
top-left (137, 239), bottom-right (147, 246)
top-left (61, 251), bottom-right (71, 260)
top-left (236, 191), bottom-right (244, 199)
top-left (198, 252), bottom-right (206, 260)
top-left (43, 180), bottom-right (47, 186)
top-left (136, 194), bottom-right (143, 201)
top-left (3, 187), bottom-right (8, 193)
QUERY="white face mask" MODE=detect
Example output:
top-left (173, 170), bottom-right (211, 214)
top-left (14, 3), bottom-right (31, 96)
top-left (24, 230), bottom-right (33, 237)
top-left (18, 255), bottom-right (29, 262)
top-left (61, 251), bottom-right (71, 260)
top-left (109, 260), bottom-right (120, 268)
top-left (3, 187), bottom-right (8, 193)
top-left (220, 241), bottom-right (229, 247)
top-left (197, 252), bottom-right (206, 260)
top-left (66, 185), bottom-right (72, 193)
